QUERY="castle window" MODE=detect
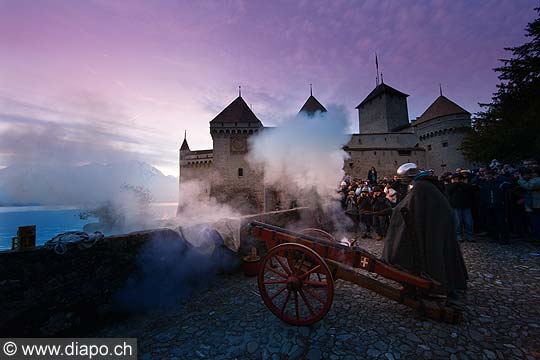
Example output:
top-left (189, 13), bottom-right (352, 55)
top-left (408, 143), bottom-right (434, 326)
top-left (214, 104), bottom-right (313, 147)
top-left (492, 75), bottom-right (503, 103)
top-left (398, 150), bottom-right (412, 156)
top-left (349, 163), bottom-right (353, 168)
top-left (373, 151), bottom-right (376, 155)
top-left (442, 141), bottom-right (448, 148)
top-left (427, 145), bottom-right (432, 151)
top-left (238, 168), bottom-right (244, 177)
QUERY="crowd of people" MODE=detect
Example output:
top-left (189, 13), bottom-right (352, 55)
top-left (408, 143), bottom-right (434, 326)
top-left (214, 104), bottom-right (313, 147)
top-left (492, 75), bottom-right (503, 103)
top-left (339, 160), bottom-right (540, 245)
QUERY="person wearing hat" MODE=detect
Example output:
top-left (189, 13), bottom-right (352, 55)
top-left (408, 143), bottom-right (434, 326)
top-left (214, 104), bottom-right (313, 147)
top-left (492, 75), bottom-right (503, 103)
top-left (357, 186), bottom-right (373, 238)
top-left (344, 190), bottom-right (360, 232)
top-left (518, 166), bottom-right (540, 241)
top-left (447, 173), bottom-right (475, 242)
top-left (339, 180), bottom-right (348, 209)
top-left (372, 185), bottom-right (392, 240)
top-left (478, 169), bottom-right (513, 244)
top-left (382, 163), bottom-right (468, 296)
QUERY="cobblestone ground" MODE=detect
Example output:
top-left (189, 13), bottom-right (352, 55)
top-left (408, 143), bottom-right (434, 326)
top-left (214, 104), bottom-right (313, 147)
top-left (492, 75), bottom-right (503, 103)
top-left (99, 237), bottom-right (540, 359)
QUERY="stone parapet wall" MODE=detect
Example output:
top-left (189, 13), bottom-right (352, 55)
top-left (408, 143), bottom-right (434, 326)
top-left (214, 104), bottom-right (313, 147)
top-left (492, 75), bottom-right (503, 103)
top-left (0, 208), bottom-right (313, 337)
top-left (0, 229), bottom-right (177, 336)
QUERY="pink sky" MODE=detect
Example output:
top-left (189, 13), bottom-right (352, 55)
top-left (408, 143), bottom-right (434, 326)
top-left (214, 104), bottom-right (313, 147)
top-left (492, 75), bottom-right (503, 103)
top-left (0, 0), bottom-right (537, 176)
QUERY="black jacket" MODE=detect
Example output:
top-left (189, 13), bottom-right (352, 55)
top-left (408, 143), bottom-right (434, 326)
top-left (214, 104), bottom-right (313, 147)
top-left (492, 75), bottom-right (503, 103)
top-left (447, 182), bottom-right (474, 209)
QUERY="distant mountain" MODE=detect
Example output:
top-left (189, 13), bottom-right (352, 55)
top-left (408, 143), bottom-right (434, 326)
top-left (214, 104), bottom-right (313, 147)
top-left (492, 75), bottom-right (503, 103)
top-left (0, 161), bottom-right (178, 206)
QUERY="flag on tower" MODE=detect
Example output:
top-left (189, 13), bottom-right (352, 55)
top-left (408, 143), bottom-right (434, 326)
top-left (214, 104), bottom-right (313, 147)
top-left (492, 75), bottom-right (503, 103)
top-left (375, 53), bottom-right (380, 86)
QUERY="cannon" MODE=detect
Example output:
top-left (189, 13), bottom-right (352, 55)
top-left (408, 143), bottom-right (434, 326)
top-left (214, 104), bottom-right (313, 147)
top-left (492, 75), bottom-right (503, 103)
top-left (250, 221), bottom-right (461, 326)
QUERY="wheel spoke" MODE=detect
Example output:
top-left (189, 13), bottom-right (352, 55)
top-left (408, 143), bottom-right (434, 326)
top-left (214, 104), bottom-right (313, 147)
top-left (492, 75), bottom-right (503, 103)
top-left (280, 291), bottom-right (291, 313)
top-left (294, 253), bottom-right (306, 275)
top-left (299, 289), bottom-right (316, 316)
top-left (266, 264), bottom-right (288, 278)
top-left (264, 279), bottom-right (287, 285)
top-left (294, 291), bottom-right (300, 320)
top-left (287, 252), bottom-right (294, 270)
top-left (304, 280), bottom-right (327, 287)
top-left (304, 286), bottom-right (325, 305)
top-left (258, 243), bottom-right (334, 326)
top-left (270, 286), bottom-right (287, 301)
top-left (299, 264), bottom-right (321, 280)
top-left (274, 255), bottom-right (292, 275)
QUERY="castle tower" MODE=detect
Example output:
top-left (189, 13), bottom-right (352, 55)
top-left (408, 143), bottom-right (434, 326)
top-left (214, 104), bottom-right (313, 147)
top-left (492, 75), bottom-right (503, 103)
top-left (209, 93), bottom-right (265, 212)
top-left (299, 85), bottom-right (327, 116)
top-left (356, 83), bottom-right (410, 133)
top-left (179, 131), bottom-right (190, 160)
top-left (414, 93), bottom-right (472, 173)
top-left (178, 131), bottom-right (190, 185)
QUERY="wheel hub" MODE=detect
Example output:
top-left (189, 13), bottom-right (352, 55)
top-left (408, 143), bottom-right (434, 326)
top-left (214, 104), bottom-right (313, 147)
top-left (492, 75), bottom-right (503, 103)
top-left (286, 276), bottom-right (302, 291)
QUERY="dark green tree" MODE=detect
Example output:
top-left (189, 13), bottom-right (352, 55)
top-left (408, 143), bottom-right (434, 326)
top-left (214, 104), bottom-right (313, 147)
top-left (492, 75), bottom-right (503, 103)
top-left (462, 7), bottom-right (540, 163)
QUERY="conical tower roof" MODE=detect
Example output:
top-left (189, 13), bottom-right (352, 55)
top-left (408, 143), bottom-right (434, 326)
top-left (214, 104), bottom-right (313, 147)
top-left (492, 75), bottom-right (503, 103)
top-left (356, 83), bottom-right (408, 109)
top-left (415, 95), bottom-right (469, 125)
top-left (180, 131), bottom-right (190, 151)
top-left (299, 95), bottom-right (327, 115)
top-left (210, 96), bottom-right (262, 125)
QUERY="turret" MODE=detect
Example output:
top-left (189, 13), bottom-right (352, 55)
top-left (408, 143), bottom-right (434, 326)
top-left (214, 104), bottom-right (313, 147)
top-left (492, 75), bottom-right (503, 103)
top-left (180, 130), bottom-right (190, 160)
top-left (299, 84), bottom-right (327, 116)
top-left (356, 82), bottom-right (410, 133)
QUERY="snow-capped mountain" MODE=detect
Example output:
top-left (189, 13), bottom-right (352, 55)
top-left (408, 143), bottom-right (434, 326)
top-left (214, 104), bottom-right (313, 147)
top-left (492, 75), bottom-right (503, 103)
top-left (0, 161), bottom-right (178, 206)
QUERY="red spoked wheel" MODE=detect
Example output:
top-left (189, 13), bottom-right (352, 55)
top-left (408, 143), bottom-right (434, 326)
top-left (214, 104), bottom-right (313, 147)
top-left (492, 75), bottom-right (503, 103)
top-left (258, 243), bottom-right (334, 326)
top-left (300, 228), bottom-right (336, 243)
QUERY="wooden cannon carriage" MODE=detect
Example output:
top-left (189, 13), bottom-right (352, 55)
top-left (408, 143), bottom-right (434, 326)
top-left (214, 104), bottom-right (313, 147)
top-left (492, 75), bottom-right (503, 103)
top-left (250, 221), bottom-right (461, 326)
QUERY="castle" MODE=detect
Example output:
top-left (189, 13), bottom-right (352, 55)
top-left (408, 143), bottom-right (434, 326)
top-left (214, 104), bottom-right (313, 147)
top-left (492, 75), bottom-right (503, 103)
top-left (179, 81), bottom-right (473, 213)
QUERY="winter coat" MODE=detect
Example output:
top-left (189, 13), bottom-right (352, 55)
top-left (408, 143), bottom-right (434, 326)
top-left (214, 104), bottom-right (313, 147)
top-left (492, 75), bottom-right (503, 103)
top-left (367, 170), bottom-right (377, 184)
top-left (357, 195), bottom-right (372, 212)
top-left (345, 196), bottom-right (358, 215)
top-left (478, 176), bottom-right (513, 208)
top-left (518, 176), bottom-right (540, 209)
top-left (446, 182), bottom-right (475, 209)
top-left (372, 194), bottom-right (392, 213)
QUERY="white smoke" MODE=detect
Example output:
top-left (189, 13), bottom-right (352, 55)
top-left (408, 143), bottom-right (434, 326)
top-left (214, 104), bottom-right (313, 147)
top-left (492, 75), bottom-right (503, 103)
top-left (247, 105), bottom-right (350, 199)
top-left (176, 180), bottom-right (242, 226)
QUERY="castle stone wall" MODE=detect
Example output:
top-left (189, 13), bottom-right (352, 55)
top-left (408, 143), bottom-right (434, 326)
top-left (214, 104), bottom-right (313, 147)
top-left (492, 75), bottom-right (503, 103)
top-left (211, 132), bottom-right (265, 214)
top-left (344, 148), bottom-right (426, 180)
top-left (385, 94), bottom-right (409, 131)
top-left (346, 133), bottom-right (417, 148)
top-left (358, 96), bottom-right (387, 133)
top-left (416, 114), bottom-right (473, 173)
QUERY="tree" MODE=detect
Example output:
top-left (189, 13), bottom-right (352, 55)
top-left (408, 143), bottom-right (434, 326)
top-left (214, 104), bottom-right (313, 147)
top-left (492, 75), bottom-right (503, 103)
top-left (462, 7), bottom-right (540, 164)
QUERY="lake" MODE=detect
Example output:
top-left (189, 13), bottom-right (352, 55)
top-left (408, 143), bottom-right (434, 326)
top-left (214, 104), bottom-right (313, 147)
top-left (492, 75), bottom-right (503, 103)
top-left (0, 203), bottom-right (178, 251)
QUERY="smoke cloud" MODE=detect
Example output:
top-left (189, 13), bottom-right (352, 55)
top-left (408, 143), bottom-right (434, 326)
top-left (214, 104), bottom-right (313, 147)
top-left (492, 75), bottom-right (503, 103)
top-left (246, 105), bottom-right (353, 236)
top-left (113, 229), bottom-right (239, 312)
top-left (247, 105), bottom-right (350, 199)
top-left (176, 180), bottom-right (242, 225)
